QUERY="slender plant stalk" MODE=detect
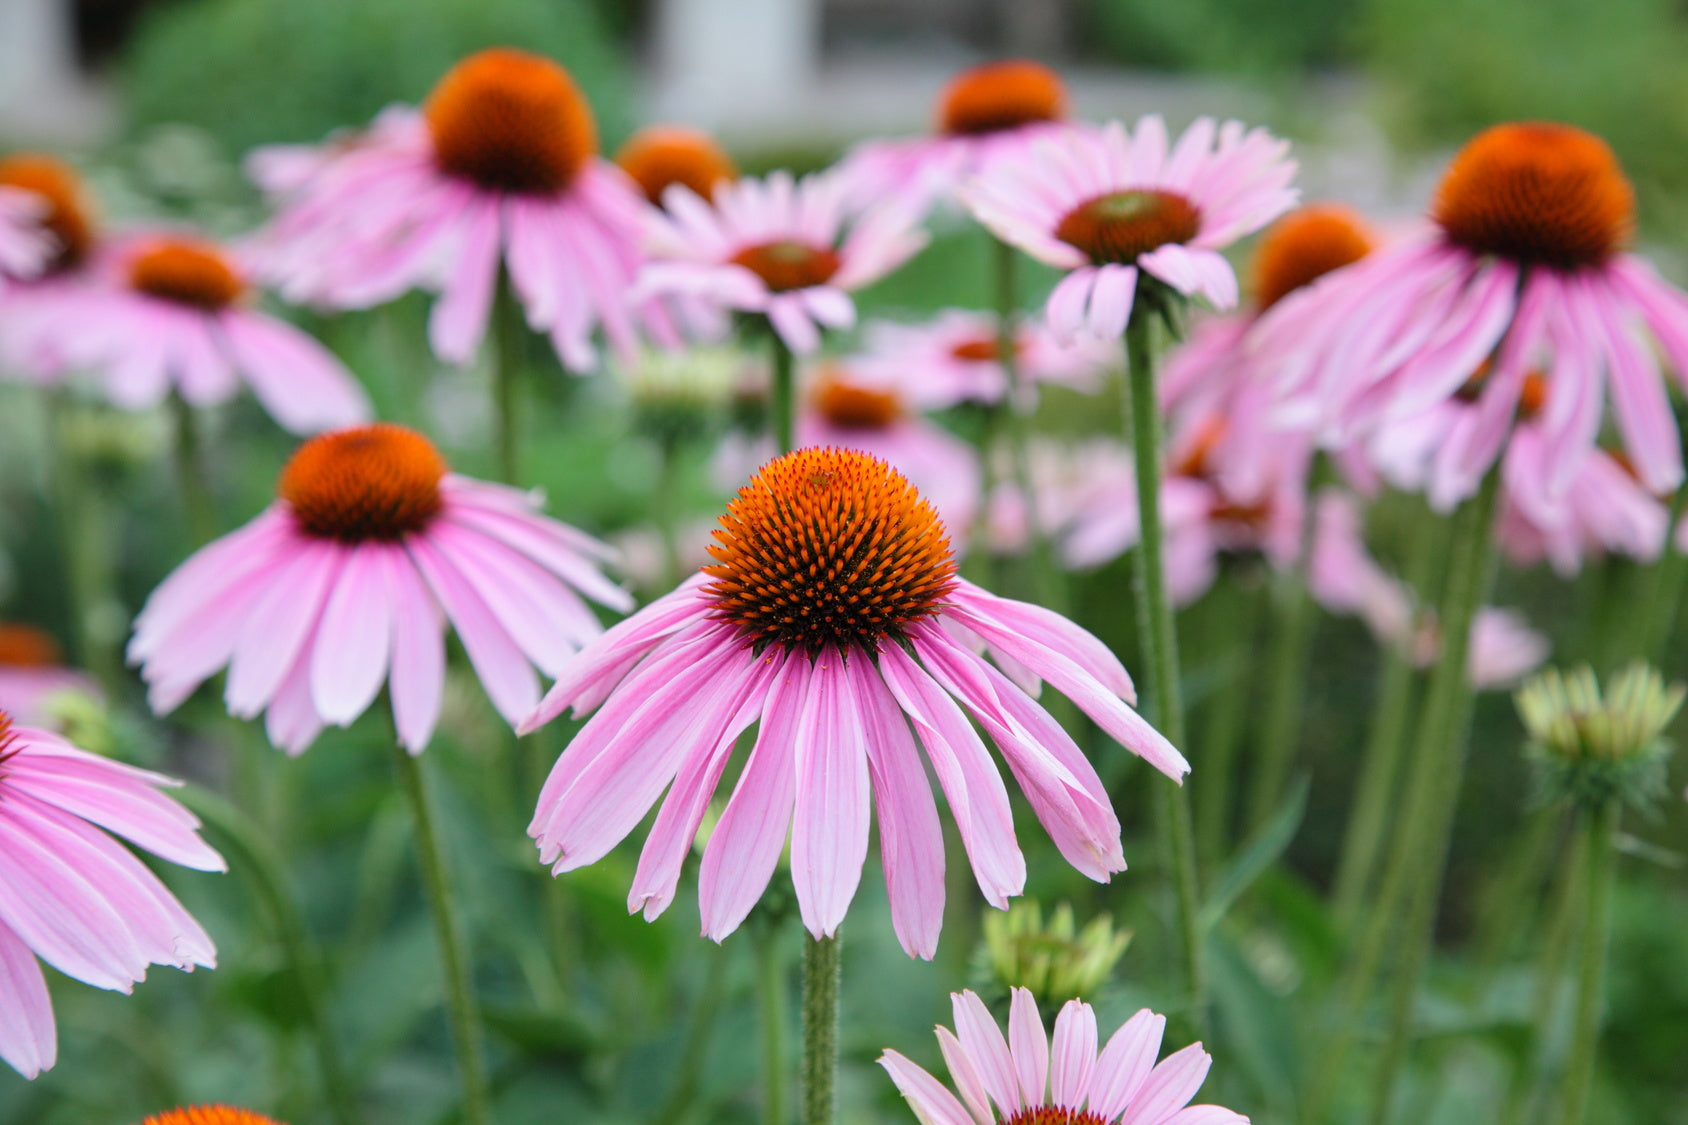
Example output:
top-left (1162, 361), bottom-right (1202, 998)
top-left (169, 392), bottom-right (216, 546)
top-left (1123, 308), bottom-right (1205, 1025)
top-left (178, 785), bottom-right (360, 1125)
top-left (757, 919), bottom-right (789, 1125)
top-left (492, 274), bottom-right (526, 485)
top-left (801, 932), bottom-right (842, 1125)
top-left (1194, 578), bottom-right (1259, 872)
top-left (1359, 466), bottom-right (1504, 1122)
top-left (1469, 806), bottom-right (1562, 981)
top-left (1555, 799), bottom-right (1618, 1125)
top-left (1637, 484), bottom-right (1688, 662)
top-left (770, 333), bottom-right (796, 456)
top-left (390, 739), bottom-right (491, 1125)
top-left (653, 432), bottom-right (685, 589)
top-left (1245, 573), bottom-right (1317, 834)
top-left (47, 393), bottom-right (121, 694)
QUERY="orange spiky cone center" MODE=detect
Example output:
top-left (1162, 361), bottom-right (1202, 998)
top-left (1056, 190), bottom-right (1201, 266)
top-left (424, 47), bottom-right (597, 195)
top-left (704, 448), bottom-right (956, 655)
top-left (1000, 1108), bottom-right (1108, 1125)
top-left (938, 60), bottom-right (1067, 136)
top-left (141, 1107), bottom-right (287, 1125)
top-left (615, 125), bottom-right (738, 205)
top-left (0, 153), bottom-right (95, 269)
top-left (0, 624), bottom-right (62, 668)
top-left (1250, 203), bottom-right (1374, 310)
top-left (278, 424), bottom-right (447, 542)
top-left (1433, 122), bottom-right (1634, 270)
top-left (729, 240), bottom-right (841, 293)
top-left (128, 238), bottom-right (246, 310)
top-left (811, 370), bottom-right (903, 430)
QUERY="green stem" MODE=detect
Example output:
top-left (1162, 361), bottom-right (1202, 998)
top-left (1194, 578), bottom-right (1259, 872)
top-left (1556, 799), bottom-right (1618, 1125)
top-left (801, 932), bottom-right (841, 1125)
top-left (177, 785), bottom-right (360, 1125)
top-left (47, 393), bottom-right (121, 694)
top-left (770, 333), bottom-right (796, 457)
top-left (492, 275), bottom-right (526, 485)
top-left (390, 740), bottom-right (491, 1125)
top-left (170, 392), bottom-right (215, 546)
top-left (1637, 484), bottom-right (1688, 663)
top-left (1245, 572), bottom-right (1317, 834)
top-left (654, 433), bottom-right (685, 589)
top-left (1361, 465), bottom-right (1504, 1122)
top-left (1500, 816), bottom-right (1583, 1125)
top-left (1123, 308), bottom-right (1205, 1025)
top-left (757, 919), bottom-right (789, 1125)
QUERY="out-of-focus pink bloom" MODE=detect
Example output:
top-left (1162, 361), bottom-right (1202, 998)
top-left (961, 116), bottom-right (1297, 340)
top-left (838, 59), bottom-right (1072, 216)
top-left (0, 188), bottom-right (51, 284)
top-left (523, 448), bottom-right (1184, 958)
top-left (248, 49), bottom-right (665, 371)
top-left (853, 309), bottom-right (1112, 410)
top-left (32, 232), bottom-right (369, 433)
top-left (130, 424), bottom-right (631, 753)
top-left (635, 169), bottom-right (927, 354)
top-left (0, 624), bottom-right (99, 729)
top-left (984, 440), bottom-right (1135, 558)
top-left (1257, 123), bottom-right (1688, 509)
top-left (879, 987), bottom-right (1248, 1125)
top-left (0, 711), bottom-right (223, 1079)
top-left (614, 125), bottom-right (738, 207)
top-left (0, 155), bottom-right (100, 382)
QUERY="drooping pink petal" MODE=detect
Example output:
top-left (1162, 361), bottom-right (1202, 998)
top-left (790, 650), bottom-right (873, 939)
top-left (0, 923), bottom-right (55, 1079)
top-left (879, 1049), bottom-right (979, 1125)
top-left (308, 547), bottom-right (395, 726)
top-left (1118, 1043), bottom-right (1213, 1125)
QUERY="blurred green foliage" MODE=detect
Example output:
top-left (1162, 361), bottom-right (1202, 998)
top-left (1082, 0), bottom-right (1363, 74)
top-left (123, 0), bottom-right (635, 158)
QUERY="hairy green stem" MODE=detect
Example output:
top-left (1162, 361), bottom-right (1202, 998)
top-left (390, 741), bottom-right (491, 1125)
top-left (1245, 573), bottom-right (1317, 834)
top-left (1123, 308), bottom-right (1205, 1025)
top-left (178, 785), bottom-right (360, 1125)
top-left (1555, 799), bottom-right (1618, 1125)
top-left (801, 932), bottom-right (842, 1125)
top-left (770, 334), bottom-right (796, 457)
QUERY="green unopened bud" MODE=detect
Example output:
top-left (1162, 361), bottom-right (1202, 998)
top-left (1515, 663), bottom-right (1683, 812)
top-left (973, 901), bottom-right (1131, 1010)
top-left (615, 345), bottom-right (748, 446)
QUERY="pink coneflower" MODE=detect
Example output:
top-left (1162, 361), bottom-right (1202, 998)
top-left (0, 624), bottom-right (98, 729)
top-left (879, 988), bottom-right (1247, 1125)
top-left (1261, 122), bottom-right (1688, 507)
top-left (854, 309), bottom-right (1112, 410)
top-left (615, 125), bottom-right (738, 207)
top-left (960, 116), bottom-right (1297, 340)
top-left (39, 232), bottom-right (370, 434)
top-left (523, 447), bottom-right (1185, 958)
top-left (130, 423), bottom-right (631, 753)
top-left (0, 188), bottom-right (50, 283)
top-left (838, 60), bottom-right (1072, 216)
top-left (0, 711), bottom-right (223, 1079)
top-left (0, 155), bottom-right (99, 381)
top-left (250, 48), bottom-right (664, 370)
top-left (635, 168), bottom-right (928, 354)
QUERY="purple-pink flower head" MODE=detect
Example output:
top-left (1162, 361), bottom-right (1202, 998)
top-left (615, 125), bottom-right (738, 206)
top-left (0, 709), bottom-right (224, 1079)
top-left (0, 154), bottom-right (95, 275)
top-left (525, 448), bottom-right (1185, 959)
top-left (130, 423), bottom-right (631, 754)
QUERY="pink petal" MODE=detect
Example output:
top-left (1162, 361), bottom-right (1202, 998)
top-left (405, 533), bottom-right (538, 726)
top-left (221, 312), bottom-right (371, 434)
top-left (879, 1049), bottom-right (978, 1125)
top-left (428, 196), bottom-right (503, 366)
top-left (1050, 1000), bottom-right (1099, 1109)
top-left (385, 548), bottom-right (446, 753)
top-left (790, 651), bottom-right (872, 939)
top-left (1008, 988), bottom-right (1050, 1107)
top-left (952, 989), bottom-right (1022, 1117)
top-left (309, 548), bottom-right (394, 726)
top-left (0, 923), bottom-right (55, 1078)
top-left (1089, 1009), bottom-right (1167, 1119)
top-left (224, 540), bottom-right (345, 719)
top-left (1118, 1043), bottom-right (1213, 1125)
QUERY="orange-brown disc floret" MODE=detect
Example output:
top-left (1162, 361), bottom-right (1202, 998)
top-left (128, 239), bottom-right (246, 310)
top-left (949, 335), bottom-right (1014, 363)
top-left (1250, 203), bottom-right (1374, 311)
top-left (279, 424), bottom-right (447, 542)
top-left (141, 1107), bottom-right (286, 1125)
top-left (0, 153), bottom-right (95, 269)
top-left (938, 60), bottom-right (1067, 136)
top-left (1171, 415), bottom-right (1227, 479)
top-left (425, 48), bottom-right (597, 195)
top-left (811, 369), bottom-right (903, 430)
top-left (704, 448), bottom-right (956, 656)
top-left (0, 623), bottom-right (62, 668)
top-left (615, 125), bottom-right (738, 205)
top-left (1000, 1108), bottom-right (1108, 1125)
top-left (1056, 190), bottom-right (1201, 266)
top-left (729, 240), bottom-right (841, 293)
top-left (1433, 122), bottom-right (1634, 270)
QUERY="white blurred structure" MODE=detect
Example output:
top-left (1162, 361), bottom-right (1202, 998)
top-left (0, 0), bottom-right (113, 144)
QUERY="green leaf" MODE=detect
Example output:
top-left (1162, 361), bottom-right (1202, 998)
top-left (1200, 774), bottom-right (1310, 932)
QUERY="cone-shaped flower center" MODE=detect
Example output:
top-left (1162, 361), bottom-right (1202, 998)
top-left (424, 48), bottom-right (598, 195)
top-left (938, 59), bottom-right (1067, 136)
top-left (729, 240), bottom-right (841, 293)
top-left (1250, 203), bottom-right (1373, 310)
top-left (279, 424), bottom-right (446, 542)
top-left (0, 153), bottom-right (94, 270)
top-left (1433, 122), bottom-right (1634, 270)
top-left (705, 448), bottom-right (956, 655)
top-left (128, 239), bottom-right (246, 310)
top-left (812, 370), bottom-right (903, 430)
top-left (1056, 190), bottom-right (1201, 266)
top-left (615, 125), bottom-right (737, 205)
top-left (949, 335), bottom-right (1017, 363)
top-left (0, 623), bottom-right (62, 668)
top-left (1000, 1108), bottom-right (1108, 1125)
top-left (141, 1108), bottom-right (286, 1125)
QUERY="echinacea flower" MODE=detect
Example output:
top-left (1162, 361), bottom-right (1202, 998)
top-left (142, 1108), bottom-right (285, 1125)
top-left (615, 125), bottom-right (738, 206)
top-left (0, 711), bottom-right (223, 1079)
top-left (853, 309), bottom-right (1112, 410)
top-left (524, 448), bottom-right (1185, 958)
top-left (838, 59), bottom-right (1072, 216)
top-left (0, 187), bottom-right (50, 284)
top-left (0, 154), bottom-right (99, 380)
top-left (250, 48), bottom-right (666, 371)
top-left (879, 988), bottom-right (1247, 1125)
top-left (0, 623), bottom-right (99, 729)
top-left (1260, 122), bottom-right (1688, 508)
top-left (960, 116), bottom-right (1298, 340)
top-left (130, 423), bottom-right (631, 753)
top-left (43, 232), bottom-right (369, 434)
top-left (636, 169), bottom-right (928, 354)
